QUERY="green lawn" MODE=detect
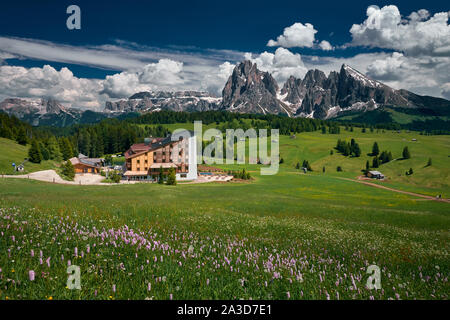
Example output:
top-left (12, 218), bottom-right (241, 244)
top-left (0, 129), bottom-right (449, 300)
top-left (0, 138), bottom-right (58, 175)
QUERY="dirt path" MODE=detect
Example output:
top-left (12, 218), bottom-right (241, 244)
top-left (2, 170), bottom-right (108, 185)
top-left (338, 176), bottom-right (450, 203)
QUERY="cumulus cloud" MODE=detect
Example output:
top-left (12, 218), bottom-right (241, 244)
top-left (0, 65), bottom-right (103, 109)
top-left (318, 40), bottom-right (333, 51)
top-left (244, 48), bottom-right (308, 83)
top-left (349, 5), bottom-right (450, 56)
top-left (366, 52), bottom-right (406, 80)
top-left (267, 22), bottom-right (334, 51)
top-left (267, 22), bottom-right (317, 48)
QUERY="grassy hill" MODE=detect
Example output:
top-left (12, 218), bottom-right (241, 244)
top-left (0, 137), bottom-right (57, 175)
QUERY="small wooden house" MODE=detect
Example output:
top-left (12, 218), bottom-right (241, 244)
top-left (69, 157), bottom-right (103, 174)
top-left (367, 170), bottom-right (385, 180)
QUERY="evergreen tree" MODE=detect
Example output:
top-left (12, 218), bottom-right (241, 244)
top-left (372, 156), bottom-right (380, 168)
top-left (166, 167), bottom-right (177, 185)
top-left (322, 166), bottom-right (325, 173)
top-left (16, 127), bottom-right (28, 145)
top-left (409, 167), bottom-right (414, 175)
top-left (59, 137), bottom-right (74, 161)
top-left (365, 160), bottom-right (370, 176)
top-left (295, 162), bottom-right (301, 170)
top-left (402, 146), bottom-right (411, 159)
top-left (47, 136), bottom-right (62, 161)
top-left (39, 141), bottom-right (50, 161)
top-left (62, 160), bottom-right (75, 181)
top-left (322, 126), bottom-right (327, 134)
top-left (372, 142), bottom-right (380, 156)
top-left (28, 140), bottom-right (42, 163)
top-left (353, 143), bottom-right (361, 157)
top-left (427, 158), bottom-right (432, 167)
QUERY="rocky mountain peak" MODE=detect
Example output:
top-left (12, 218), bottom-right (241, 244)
top-left (221, 61), bottom-right (289, 116)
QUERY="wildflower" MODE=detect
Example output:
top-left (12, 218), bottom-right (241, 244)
top-left (287, 291), bottom-right (290, 299)
top-left (112, 284), bottom-right (116, 293)
top-left (29, 270), bottom-right (35, 281)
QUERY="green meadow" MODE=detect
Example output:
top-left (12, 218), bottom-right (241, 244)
top-left (0, 127), bottom-right (449, 300)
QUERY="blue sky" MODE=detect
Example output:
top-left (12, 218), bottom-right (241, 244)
top-left (0, 0), bottom-right (449, 109)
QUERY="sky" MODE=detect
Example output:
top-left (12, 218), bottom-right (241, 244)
top-left (0, 0), bottom-right (449, 110)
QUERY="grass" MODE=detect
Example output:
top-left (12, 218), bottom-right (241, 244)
top-left (0, 128), bottom-right (449, 300)
top-left (0, 138), bottom-right (58, 175)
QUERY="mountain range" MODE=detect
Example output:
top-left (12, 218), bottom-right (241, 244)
top-left (1, 61), bottom-right (449, 126)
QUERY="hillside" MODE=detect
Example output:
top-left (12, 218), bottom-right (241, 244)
top-left (0, 137), bottom-right (57, 174)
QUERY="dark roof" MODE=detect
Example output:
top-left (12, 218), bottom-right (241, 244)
top-left (125, 135), bottom-right (187, 159)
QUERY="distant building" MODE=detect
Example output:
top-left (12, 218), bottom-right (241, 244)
top-left (367, 170), bottom-right (385, 180)
top-left (123, 131), bottom-right (197, 181)
top-left (70, 156), bottom-right (104, 174)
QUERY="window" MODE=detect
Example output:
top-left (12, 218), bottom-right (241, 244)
top-left (137, 160), bottom-right (140, 164)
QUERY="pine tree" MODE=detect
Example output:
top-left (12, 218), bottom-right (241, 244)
top-left (409, 167), bottom-right (414, 175)
top-left (62, 160), bottom-right (75, 180)
top-left (353, 143), bottom-right (361, 157)
top-left (427, 158), bottom-right (432, 167)
top-left (402, 146), bottom-right (411, 159)
top-left (166, 167), bottom-right (177, 185)
top-left (322, 166), bottom-right (325, 173)
top-left (365, 160), bottom-right (370, 176)
top-left (16, 127), bottom-right (28, 145)
top-left (295, 162), bottom-right (301, 169)
top-left (372, 142), bottom-right (379, 156)
top-left (40, 141), bottom-right (50, 161)
top-left (47, 136), bottom-right (62, 161)
top-left (28, 140), bottom-right (42, 163)
top-left (59, 137), bottom-right (74, 161)
top-left (372, 156), bottom-right (379, 168)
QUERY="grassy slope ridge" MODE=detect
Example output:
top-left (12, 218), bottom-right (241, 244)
top-left (0, 138), bottom-right (57, 175)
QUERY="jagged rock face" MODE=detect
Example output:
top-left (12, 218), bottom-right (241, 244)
top-left (105, 91), bottom-right (221, 113)
top-left (284, 64), bottom-right (433, 119)
top-left (0, 98), bottom-right (86, 126)
top-left (221, 60), bottom-right (291, 115)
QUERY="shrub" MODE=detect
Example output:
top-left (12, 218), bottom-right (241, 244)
top-left (166, 168), bottom-right (177, 185)
top-left (337, 166), bottom-right (343, 172)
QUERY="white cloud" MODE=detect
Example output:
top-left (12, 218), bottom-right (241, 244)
top-left (318, 40), bottom-right (333, 51)
top-left (267, 22), bottom-right (335, 51)
top-left (349, 5), bottom-right (450, 56)
top-left (441, 83), bottom-right (450, 100)
top-left (0, 36), bottom-right (244, 71)
top-left (0, 65), bottom-right (103, 109)
top-left (366, 52), bottom-right (406, 80)
top-left (101, 59), bottom-right (186, 98)
top-left (244, 48), bottom-right (308, 84)
top-left (267, 23), bottom-right (317, 48)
